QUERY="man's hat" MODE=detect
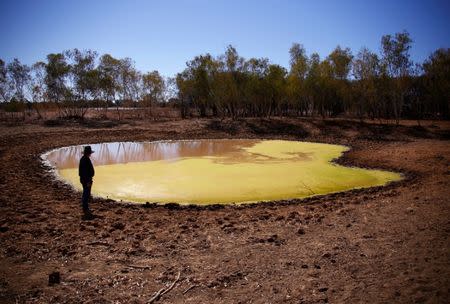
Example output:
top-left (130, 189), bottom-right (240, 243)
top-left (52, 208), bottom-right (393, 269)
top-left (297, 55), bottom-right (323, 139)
top-left (83, 146), bottom-right (94, 154)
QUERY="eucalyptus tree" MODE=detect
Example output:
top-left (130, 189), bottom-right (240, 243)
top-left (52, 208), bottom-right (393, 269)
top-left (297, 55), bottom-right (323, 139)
top-left (84, 68), bottom-right (101, 106)
top-left (0, 59), bottom-right (10, 102)
top-left (381, 31), bottom-right (413, 124)
top-left (216, 46), bottom-right (246, 118)
top-left (242, 57), bottom-right (269, 116)
top-left (67, 49), bottom-right (98, 102)
top-left (423, 48), bottom-right (450, 119)
top-left (352, 47), bottom-right (380, 119)
top-left (30, 62), bottom-right (46, 102)
top-left (163, 77), bottom-right (178, 104)
top-left (287, 43), bottom-right (309, 115)
top-left (210, 71), bottom-right (237, 117)
top-left (63, 49), bottom-right (99, 117)
top-left (127, 68), bottom-right (143, 108)
top-left (407, 63), bottom-right (427, 124)
top-left (318, 59), bottom-right (337, 117)
top-left (305, 53), bottom-right (322, 116)
top-left (222, 45), bottom-right (245, 73)
top-left (177, 53), bottom-right (218, 117)
top-left (327, 46), bottom-right (353, 115)
top-left (29, 61), bottom-right (47, 118)
top-left (118, 57), bottom-right (139, 105)
top-left (265, 64), bottom-right (287, 117)
top-left (45, 53), bottom-right (70, 104)
top-left (289, 43), bottom-right (309, 79)
top-left (175, 70), bottom-right (195, 118)
top-left (7, 58), bottom-right (31, 101)
top-left (328, 46), bottom-right (353, 80)
top-left (304, 51), bottom-right (346, 117)
top-left (142, 70), bottom-right (165, 111)
top-left (98, 54), bottom-right (121, 110)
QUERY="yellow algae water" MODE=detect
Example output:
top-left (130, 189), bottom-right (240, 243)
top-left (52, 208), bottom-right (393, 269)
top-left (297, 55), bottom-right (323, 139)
top-left (43, 140), bottom-right (402, 205)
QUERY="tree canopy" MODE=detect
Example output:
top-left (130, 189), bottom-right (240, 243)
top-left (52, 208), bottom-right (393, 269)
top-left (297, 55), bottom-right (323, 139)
top-left (1, 31), bottom-right (449, 121)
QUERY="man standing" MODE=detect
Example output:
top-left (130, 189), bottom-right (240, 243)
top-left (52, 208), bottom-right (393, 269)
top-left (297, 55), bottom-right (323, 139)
top-left (79, 146), bottom-right (95, 215)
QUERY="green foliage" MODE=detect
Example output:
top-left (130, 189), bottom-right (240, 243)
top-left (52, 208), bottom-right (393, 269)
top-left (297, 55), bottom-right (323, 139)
top-left (7, 59), bottom-right (30, 101)
top-left (0, 32), bottom-right (449, 122)
top-left (328, 46), bottom-right (353, 80)
top-left (423, 48), bottom-right (450, 118)
top-left (381, 31), bottom-right (413, 78)
top-left (45, 53), bottom-right (71, 102)
top-left (0, 59), bottom-right (9, 102)
top-left (67, 49), bottom-right (98, 101)
top-left (142, 71), bottom-right (165, 105)
top-left (380, 31), bottom-right (414, 123)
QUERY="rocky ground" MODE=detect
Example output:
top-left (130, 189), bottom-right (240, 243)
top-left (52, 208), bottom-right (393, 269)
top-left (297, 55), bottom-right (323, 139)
top-left (0, 117), bottom-right (449, 303)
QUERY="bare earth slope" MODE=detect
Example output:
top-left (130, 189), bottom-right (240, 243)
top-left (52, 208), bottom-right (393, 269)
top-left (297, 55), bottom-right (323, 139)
top-left (0, 118), bottom-right (449, 303)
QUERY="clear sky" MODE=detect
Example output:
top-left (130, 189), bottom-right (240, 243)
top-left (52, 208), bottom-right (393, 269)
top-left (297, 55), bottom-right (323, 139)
top-left (1, 0), bottom-right (449, 77)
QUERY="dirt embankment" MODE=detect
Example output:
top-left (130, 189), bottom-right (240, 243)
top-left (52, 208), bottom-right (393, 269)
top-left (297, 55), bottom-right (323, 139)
top-left (0, 118), bottom-right (449, 303)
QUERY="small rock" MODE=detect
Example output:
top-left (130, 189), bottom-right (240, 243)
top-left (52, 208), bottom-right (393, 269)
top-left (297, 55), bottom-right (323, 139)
top-left (318, 287), bottom-right (328, 292)
top-left (406, 207), bottom-right (414, 213)
top-left (48, 272), bottom-right (60, 286)
top-left (297, 228), bottom-right (305, 235)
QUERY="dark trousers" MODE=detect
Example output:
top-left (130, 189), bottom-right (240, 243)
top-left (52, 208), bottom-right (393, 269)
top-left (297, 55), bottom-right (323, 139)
top-left (81, 181), bottom-right (92, 211)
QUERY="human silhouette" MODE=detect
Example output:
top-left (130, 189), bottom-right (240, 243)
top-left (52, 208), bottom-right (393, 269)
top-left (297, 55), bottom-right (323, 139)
top-left (79, 146), bottom-right (95, 217)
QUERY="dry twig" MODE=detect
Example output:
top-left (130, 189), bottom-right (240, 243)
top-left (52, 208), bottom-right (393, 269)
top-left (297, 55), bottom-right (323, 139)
top-left (299, 180), bottom-right (315, 195)
top-left (148, 271), bottom-right (181, 303)
top-left (183, 284), bottom-right (199, 294)
top-left (127, 264), bottom-right (151, 270)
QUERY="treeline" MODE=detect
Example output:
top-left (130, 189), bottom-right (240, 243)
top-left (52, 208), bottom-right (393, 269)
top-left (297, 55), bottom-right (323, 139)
top-left (0, 50), bottom-right (168, 119)
top-left (1, 31), bottom-right (449, 122)
top-left (176, 31), bottom-right (449, 122)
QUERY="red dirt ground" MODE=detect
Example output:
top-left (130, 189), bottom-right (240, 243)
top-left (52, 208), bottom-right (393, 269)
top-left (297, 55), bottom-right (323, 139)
top-left (0, 118), bottom-right (449, 303)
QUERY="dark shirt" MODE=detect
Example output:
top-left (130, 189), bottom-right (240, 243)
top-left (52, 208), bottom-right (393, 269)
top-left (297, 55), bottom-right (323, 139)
top-left (79, 155), bottom-right (95, 183)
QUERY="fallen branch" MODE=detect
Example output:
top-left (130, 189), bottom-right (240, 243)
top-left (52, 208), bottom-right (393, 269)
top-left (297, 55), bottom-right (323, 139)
top-left (127, 264), bottom-right (151, 270)
top-left (183, 284), bottom-right (199, 294)
top-left (148, 271), bottom-right (181, 303)
top-left (299, 180), bottom-right (315, 195)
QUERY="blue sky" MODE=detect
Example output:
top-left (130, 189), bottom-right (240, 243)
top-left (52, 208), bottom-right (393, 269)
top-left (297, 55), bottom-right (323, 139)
top-left (1, 0), bottom-right (449, 77)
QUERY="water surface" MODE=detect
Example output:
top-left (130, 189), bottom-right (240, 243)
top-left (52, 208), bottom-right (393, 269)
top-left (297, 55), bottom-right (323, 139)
top-left (43, 140), bottom-right (402, 204)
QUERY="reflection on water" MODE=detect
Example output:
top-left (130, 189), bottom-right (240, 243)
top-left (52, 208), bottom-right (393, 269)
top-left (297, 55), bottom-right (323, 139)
top-left (45, 139), bottom-right (310, 169)
top-left (43, 140), bottom-right (402, 205)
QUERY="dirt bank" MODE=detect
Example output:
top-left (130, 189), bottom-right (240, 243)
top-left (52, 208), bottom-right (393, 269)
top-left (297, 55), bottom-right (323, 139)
top-left (0, 118), bottom-right (449, 303)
